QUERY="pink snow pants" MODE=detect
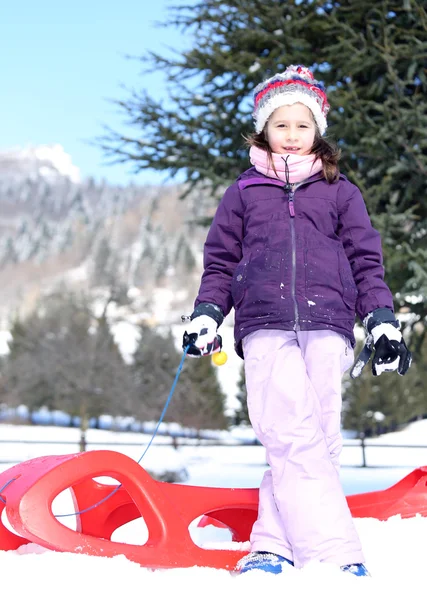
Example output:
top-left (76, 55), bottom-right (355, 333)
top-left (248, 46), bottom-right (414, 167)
top-left (242, 329), bottom-right (365, 569)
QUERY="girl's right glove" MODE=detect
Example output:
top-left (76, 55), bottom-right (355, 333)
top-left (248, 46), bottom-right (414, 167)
top-left (350, 308), bottom-right (412, 378)
top-left (182, 302), bottom-right (224, 357)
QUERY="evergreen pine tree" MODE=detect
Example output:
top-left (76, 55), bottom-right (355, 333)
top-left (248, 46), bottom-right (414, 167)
top-left (102, 0), bottom-right (427, 337)
top-left (131, 325), bottom-right (180, 421)
top-left (172, 356), bottom-right (228, 432)
top-left (92, 236), bottom-right (113, 286)
top-left (324, 1), bottom-right (427, 333)
top-left (102, 0), bottom-right (427, 427)
top-left (4, 315), bottom-right (56, 413)
top-left (132, 325), bottom-right (228, 431)
top-left (234, 364), bottom-right (250, 426)
top-left (100, 0), bottom-right (328, 195)
top-left (343, 334), bottom-right (427, 434)
top-left (1, 291), bottom-right (133, 437)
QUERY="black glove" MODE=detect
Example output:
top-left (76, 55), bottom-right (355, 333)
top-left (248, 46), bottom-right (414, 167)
top-left (351, 308), bottom-right (412, 378)
top-left (182, 303), bottom-right (224, 357)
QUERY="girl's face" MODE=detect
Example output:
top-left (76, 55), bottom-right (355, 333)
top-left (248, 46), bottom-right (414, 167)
top-left (266, 103), bottom-right (316, 155)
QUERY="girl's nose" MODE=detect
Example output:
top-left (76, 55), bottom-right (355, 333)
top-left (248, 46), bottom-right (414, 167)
top-left (286, 129), bottom-right (298, 141)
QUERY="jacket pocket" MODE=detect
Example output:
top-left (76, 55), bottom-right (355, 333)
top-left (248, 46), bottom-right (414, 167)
top-left (233, 249), bottom-right (287, 319)
top-left (338, 250), bottom-right (358, 310)
top-left (305, 247), bottom-right (354, 320)
top-left (231, 258), bottom-right (249, 308)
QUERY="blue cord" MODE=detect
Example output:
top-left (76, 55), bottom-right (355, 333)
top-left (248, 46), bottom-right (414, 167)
top-left (0, 478), bottom-right (18, 502)
top-left (0, 346), bottom-right (190, 517)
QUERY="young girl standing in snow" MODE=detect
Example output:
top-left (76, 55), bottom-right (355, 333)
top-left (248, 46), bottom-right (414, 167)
top-left (182, 65), bottom-right (411, 576)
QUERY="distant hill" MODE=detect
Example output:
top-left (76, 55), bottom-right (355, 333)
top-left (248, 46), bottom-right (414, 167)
top-left (0, 145), bottom-right (215, 326)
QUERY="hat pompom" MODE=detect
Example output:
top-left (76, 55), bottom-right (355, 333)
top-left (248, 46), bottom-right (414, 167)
top-left (282, 65), bottom-right (314, 82)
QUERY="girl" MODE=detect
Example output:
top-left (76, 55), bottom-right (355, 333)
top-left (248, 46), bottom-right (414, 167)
top-left (182, 65), bottom-right (411, 576)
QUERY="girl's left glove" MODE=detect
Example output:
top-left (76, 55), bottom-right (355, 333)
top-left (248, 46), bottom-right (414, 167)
top-left (370, 322), bottom-right (412, 376)
top-left (351, 308), bottom-right (412, 378)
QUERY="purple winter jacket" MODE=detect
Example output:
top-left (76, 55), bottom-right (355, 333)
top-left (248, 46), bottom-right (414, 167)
top-left (194, 167), bottom-right (394, 358)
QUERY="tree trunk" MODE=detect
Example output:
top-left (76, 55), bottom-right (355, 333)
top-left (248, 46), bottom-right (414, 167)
top-left (79, 413), bottom-right (89, 452)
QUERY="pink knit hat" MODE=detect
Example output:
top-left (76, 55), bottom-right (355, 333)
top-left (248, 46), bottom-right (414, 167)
top-left (252, 65), bottom-right (330, 135)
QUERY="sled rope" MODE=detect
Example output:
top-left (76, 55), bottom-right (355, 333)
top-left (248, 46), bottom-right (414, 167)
top-left (0, 478), bottom-right (18, 497)
top-left (0, 346), bottom-right (190, 516)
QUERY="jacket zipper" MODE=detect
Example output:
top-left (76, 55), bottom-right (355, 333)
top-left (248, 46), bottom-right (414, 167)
top-left (241, 175), bottom-right (323, 331)
top-left (287, 185), bottom-right (299, 331)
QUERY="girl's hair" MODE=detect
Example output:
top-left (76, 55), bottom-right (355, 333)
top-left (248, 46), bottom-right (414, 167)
top-left (244, 126), bottom-right (341, 183)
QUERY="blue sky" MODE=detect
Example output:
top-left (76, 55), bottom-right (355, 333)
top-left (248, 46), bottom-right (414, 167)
top-left (0, 1), bottom-right (188, 185)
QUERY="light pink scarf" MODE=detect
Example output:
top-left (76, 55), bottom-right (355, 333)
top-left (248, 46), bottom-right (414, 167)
top-left (249, 146), bottom-right (323, 184)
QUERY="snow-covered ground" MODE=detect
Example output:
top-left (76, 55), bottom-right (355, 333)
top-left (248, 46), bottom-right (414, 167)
top-left (1, 421), bottom-right (427, 599)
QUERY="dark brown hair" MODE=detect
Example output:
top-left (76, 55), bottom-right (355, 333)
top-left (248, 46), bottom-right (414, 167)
top-left (244, 125), bottom-right (341, 183)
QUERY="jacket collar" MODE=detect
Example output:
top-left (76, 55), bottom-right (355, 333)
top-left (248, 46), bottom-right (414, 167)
top-left (237, 166), bottom-right (346, 191)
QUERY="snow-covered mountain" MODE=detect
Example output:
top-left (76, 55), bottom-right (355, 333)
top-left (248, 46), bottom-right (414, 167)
top-left (0, 145), bottom-right (81, 183)
top-left (0, 145), bottom-right (216, 326)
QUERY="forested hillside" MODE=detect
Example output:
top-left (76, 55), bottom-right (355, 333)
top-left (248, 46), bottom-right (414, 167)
top-left (0, 145), bottom-right (214, 325)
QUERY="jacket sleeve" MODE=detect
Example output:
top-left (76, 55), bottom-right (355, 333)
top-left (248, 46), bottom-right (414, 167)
top-left (337, 180), bottom-right (394, 321)
top-left (194, 182), bottom-right (245, 317)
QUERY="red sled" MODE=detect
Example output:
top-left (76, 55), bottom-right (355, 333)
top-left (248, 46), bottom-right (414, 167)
top-left (0, 450), bottom-right (426, 570)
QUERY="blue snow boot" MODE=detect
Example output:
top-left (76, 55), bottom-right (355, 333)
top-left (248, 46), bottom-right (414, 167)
top-left (236, 551), bottom-right (294, 574)
top-left (341, 563), bottom-right (370, 577)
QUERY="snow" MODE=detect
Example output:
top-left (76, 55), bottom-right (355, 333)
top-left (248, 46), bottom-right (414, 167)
top-left (249, 62), bottom-right (261, 73)
top-left (0, 330), bottom-right (12, 355)
top-left (350, 358), bottom-right (365, 378)
top-left (0, 307), bottom-right (426, 597)
top-left (32, 145), bottom-right (81, 182)
top-left (0, 144), bottom-right (81, 183)
top-left (1, 421), bottom-right (427, 598)
top-left (110, 320), bottom-right (141, 364)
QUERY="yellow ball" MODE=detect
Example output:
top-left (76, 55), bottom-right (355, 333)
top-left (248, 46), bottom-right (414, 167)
top-left (212, 351), bottom-right (228, 366)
